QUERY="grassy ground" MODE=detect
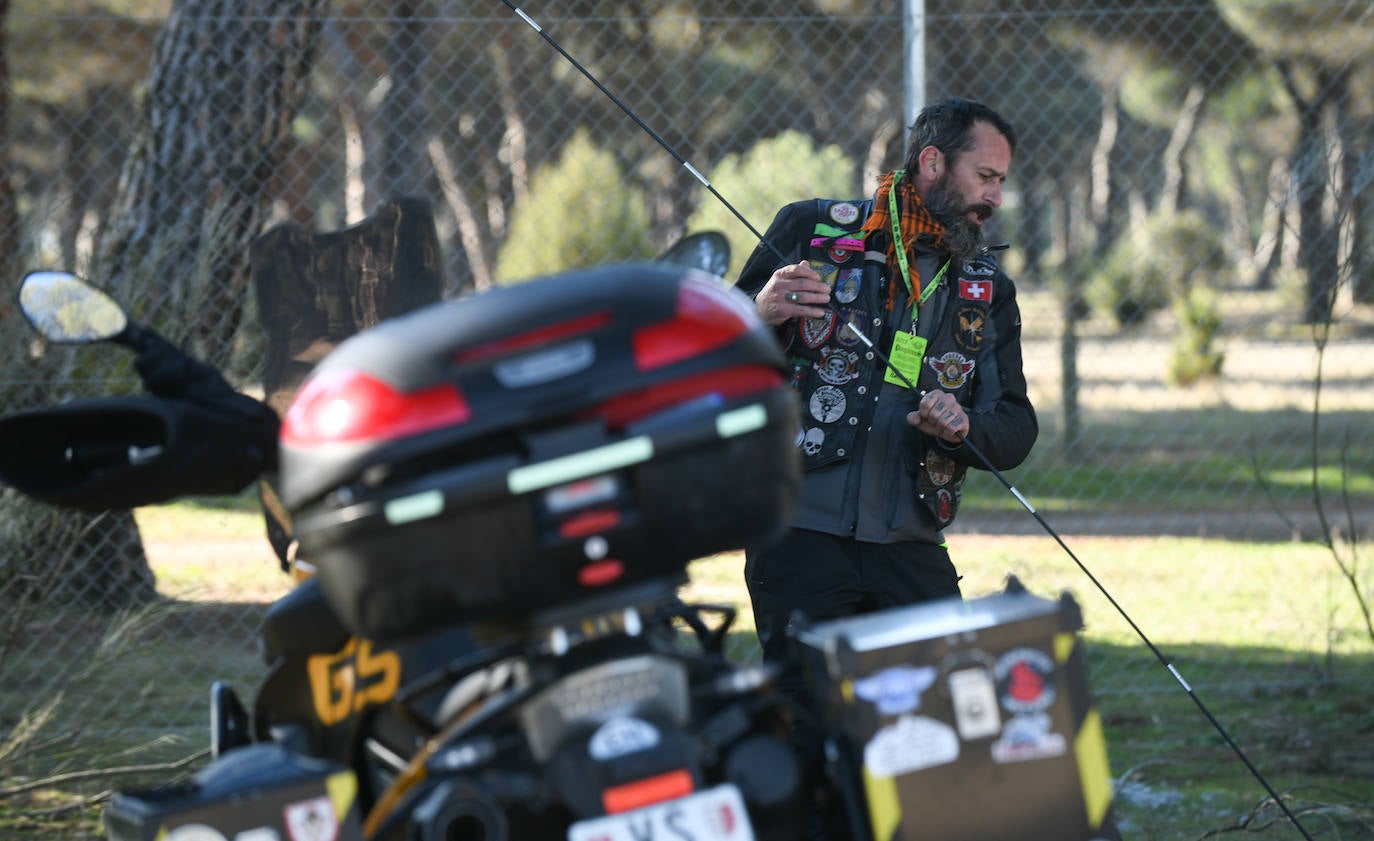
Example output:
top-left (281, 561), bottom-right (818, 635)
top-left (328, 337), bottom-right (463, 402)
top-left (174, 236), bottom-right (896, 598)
top-left (2, 504), bottom-right (1371, 840)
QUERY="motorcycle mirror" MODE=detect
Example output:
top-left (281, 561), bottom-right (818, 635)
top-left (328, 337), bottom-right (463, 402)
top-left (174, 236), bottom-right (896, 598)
top-left (655, 231), bottom-right (731, 280)
top-left (17, 270), bottom-right (129, 344)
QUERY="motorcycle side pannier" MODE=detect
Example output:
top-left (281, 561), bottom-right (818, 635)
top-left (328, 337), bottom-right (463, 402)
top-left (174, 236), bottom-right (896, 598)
top-left (795, 577), bottom-right (1117, 841)
top-left (281, 263), bottom-right (800, 640)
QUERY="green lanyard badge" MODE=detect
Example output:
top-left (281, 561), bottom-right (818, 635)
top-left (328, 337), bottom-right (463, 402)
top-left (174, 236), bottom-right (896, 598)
top-left (888, 168), bottom-right (947, 313)
top-left (884, 169), bottom-right (949, 388)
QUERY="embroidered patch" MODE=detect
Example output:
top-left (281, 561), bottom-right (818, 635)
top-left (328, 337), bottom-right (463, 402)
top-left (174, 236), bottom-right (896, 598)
top-left (958, 278), bottom-right (993, 302)
top-left (829, 202), bottom-right (860, 225)
top-left (808, 260), bottom-right (838, 287)
top-left (830, 237), bottom-right (863, 263)
top-left (836, 307), bottom-right (868, 347)
top-left (801, 311), bottom-right (837, 348)
top-left (834, 267), bottom-right (862, 304)
top-left (808, 385), bottom-right (847, 423)
top-left (961, 260), bottom-right (995, 277)
top-left (934, 487), bottom-right (957, 525)
top-left (800, 427), bottom-right (825, 455)
top-left (927, 352), bottom-right (975, 389)
top-left (953, 304), bottom-right (986, 353)
top-left (815, 347), bottom-right (860, 385)
top-left (925, 452), bottom-right (957, 486)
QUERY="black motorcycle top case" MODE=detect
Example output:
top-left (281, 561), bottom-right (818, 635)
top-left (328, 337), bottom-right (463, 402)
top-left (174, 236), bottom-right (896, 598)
top-left (280, 263), bottom-right (800, 640)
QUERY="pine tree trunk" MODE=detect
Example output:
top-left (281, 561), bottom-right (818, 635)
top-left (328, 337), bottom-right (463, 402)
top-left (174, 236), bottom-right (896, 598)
top-left (96, 0), bottom-right (325, 371)
top-left (1, 0), bottom-right (323, 614)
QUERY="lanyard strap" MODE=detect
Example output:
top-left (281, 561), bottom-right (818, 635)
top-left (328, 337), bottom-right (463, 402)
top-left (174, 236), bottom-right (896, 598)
top-left (887, 169), bottom-right (947, 316)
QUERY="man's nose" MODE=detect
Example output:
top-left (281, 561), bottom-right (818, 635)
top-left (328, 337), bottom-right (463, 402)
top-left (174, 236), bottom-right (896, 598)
top-left (985, 183), bottom-right (1003, 208)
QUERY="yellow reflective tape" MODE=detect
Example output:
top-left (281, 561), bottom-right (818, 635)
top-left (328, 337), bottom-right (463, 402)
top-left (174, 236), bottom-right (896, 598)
top-left (326, 770), bottom-right (359, 822)
top-left (863, 766), bottom-right (902, 841)
top-left (1054, 631), bottom-right (1076, 664)
top-left (1075, 708), bottom-right (1115, 829)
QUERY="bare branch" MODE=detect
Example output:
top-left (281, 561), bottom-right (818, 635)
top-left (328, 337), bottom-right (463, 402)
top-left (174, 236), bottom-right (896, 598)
top-left (0, 749), bottom-right (208, 798)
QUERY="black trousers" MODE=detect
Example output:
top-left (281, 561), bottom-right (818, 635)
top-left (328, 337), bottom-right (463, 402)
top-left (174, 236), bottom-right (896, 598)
top-left (745, 527), bottom-right (962, 666)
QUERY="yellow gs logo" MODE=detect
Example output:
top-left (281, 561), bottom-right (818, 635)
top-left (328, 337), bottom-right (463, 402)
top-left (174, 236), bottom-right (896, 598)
top-left (307, 638), bottom-right (401, 726)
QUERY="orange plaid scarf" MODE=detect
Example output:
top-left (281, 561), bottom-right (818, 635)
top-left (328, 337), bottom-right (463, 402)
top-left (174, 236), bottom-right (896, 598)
top-left (859, 170), bottom-right (946, 310)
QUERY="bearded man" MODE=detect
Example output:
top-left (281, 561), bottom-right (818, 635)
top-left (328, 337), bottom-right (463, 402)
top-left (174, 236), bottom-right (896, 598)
top-left (735, 97), bottom-right (1038, 683)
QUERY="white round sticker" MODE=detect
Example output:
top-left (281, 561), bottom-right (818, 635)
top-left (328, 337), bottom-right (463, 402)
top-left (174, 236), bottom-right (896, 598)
top-left (589, 716), bottom-right (661, 760)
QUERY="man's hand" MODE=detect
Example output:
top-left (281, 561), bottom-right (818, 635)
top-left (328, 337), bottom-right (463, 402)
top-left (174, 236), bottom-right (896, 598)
top-left (908, 390), bottom-right (968, 444)
top-left (755, 262), bottom-right (832, 326)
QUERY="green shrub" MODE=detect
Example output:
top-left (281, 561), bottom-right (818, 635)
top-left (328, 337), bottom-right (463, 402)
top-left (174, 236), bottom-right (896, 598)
top-left (1167, 286), bottom-right (1225, 385)
top-left (1088, 208), bottom-right (1230, 328)
top-left (686, 131), bottom-right (857, 274)
top-left (494, 129), bottom-right (653, 284)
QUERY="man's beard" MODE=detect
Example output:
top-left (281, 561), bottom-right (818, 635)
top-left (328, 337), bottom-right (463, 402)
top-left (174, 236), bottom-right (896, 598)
top-left (925, 176), bottom-right (990, 263)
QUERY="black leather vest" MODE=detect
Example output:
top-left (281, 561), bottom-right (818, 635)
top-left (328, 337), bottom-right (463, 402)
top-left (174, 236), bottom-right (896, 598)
top-left (782, 199), bottom-right (1002, 529)
top-left (784, 198), bottom-right (882, 470)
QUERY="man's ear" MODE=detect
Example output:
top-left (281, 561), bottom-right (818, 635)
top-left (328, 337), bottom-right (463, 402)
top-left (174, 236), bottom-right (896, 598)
top-left (917, 145), bottom-right (943, 180)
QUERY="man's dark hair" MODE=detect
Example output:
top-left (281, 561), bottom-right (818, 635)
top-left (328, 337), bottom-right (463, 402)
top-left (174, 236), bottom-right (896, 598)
top-left (903, 98), bottom-right (1017, 172)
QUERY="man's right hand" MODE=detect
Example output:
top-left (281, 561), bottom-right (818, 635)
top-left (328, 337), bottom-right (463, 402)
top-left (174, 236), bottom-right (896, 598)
top-left (755, 261), bottom-right (832, 326)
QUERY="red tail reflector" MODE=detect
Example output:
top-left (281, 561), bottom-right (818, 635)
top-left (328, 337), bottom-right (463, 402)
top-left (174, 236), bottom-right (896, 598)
top-left (587, 365), bottom-right (782, 429)
top-left (632, 277), bottom-right (756, 371)
top-left (453, 311), bottom-right (612, 364)
top-left (560, 509), bottom-right (622, 539)
top-left (577, 558), bottom-right (625, 588)
top-left (602, 769), bottom-right (695, 814)
top-left (281, 369), bottom-right (470, 446)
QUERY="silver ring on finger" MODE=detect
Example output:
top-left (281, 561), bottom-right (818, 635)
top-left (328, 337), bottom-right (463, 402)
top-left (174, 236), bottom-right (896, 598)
top-left (785, 291), bottom-right (800, 303)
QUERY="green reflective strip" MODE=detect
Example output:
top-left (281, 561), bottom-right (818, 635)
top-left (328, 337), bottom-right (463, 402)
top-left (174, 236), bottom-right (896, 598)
top-left (385, 490), bottom-right (444, 525)
top-left (508, 437), bottom-right (655, 494)
top-left (716, 403), bottom-right (767, 439)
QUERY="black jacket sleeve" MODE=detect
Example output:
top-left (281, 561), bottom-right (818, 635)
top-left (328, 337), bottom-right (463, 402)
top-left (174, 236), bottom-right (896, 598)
top-left (734, 201), bottom-right (812, 298)
top-left (945, 271), bottom-right (1037, 472)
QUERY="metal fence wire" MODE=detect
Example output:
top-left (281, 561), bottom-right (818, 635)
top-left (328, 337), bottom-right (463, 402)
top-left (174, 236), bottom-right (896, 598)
top-left (1, 0), bottom-right (1372, 757)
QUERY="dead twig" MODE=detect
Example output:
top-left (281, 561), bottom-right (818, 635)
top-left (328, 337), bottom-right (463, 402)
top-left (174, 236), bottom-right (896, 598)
top-left (0, 748), bottom-right (208, 798)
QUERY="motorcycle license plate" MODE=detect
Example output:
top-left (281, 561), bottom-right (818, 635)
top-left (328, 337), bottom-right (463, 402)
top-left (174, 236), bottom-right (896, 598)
top-left (567, 783), bottom-right (754, 841)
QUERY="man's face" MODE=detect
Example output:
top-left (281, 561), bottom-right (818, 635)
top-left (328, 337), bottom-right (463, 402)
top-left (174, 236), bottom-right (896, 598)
top-left (924, 121), bottom-right (1012, 261)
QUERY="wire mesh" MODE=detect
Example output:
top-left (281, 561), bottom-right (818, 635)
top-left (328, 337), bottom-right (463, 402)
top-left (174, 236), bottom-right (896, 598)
top-left (1, 0), bottom-right (1371, 764)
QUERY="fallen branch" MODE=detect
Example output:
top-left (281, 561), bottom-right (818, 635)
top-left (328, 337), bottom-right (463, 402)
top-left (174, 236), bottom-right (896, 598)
top-left (0, 749), bottom-right (209, 798)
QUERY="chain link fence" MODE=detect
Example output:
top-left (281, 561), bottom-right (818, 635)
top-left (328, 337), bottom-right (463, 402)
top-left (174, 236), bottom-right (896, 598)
top-left (2, 0), bottom-right (1372, 770)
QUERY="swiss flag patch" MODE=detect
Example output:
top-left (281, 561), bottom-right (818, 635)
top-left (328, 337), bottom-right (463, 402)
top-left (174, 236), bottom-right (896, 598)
top-left (959, 279), bottom-right (992, 302)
